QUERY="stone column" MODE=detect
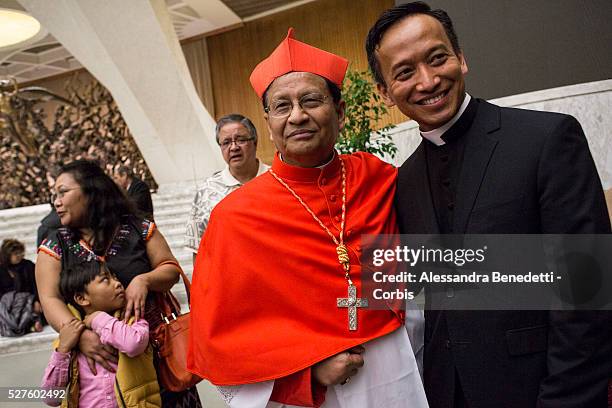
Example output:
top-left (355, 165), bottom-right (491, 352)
top-left (19, 0), bottom-right (228, 184)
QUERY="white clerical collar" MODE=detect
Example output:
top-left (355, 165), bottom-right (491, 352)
top-left (221, 160), bottom-right (267, 186)
top-left (420, 93), bottom-right (471, 146)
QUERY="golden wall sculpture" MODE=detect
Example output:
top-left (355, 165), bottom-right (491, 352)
top-left (0, 75), bottom-right (156, 210)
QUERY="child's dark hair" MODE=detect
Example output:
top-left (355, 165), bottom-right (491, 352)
top-left (60, 261), bottom-right (105, 315)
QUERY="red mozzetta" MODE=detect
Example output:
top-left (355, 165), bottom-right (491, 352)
top-left (187, 151), bottom-right (403, 387)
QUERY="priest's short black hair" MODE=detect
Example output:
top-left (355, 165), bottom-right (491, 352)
top-left (366, 1), bottom-right (461, 86)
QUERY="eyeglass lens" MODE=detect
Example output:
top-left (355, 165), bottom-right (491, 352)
top-left (220, 138), bottom-right (253, 149)
top-left (267, 93), bottom-right (328, 117)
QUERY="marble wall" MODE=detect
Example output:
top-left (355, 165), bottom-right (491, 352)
top-left (385, 79), bottom-right (612, 190)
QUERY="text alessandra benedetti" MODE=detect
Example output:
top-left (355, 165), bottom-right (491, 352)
top-left (373, 271), bottom-right (557, 283)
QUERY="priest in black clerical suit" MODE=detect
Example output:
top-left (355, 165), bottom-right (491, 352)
top-left (396, 94), bottom-right (611, 408)
top-left (366, 3), bottom-right (612, 408)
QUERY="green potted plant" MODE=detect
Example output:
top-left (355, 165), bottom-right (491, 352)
top-left (336, 69), bottom-right (396, 158)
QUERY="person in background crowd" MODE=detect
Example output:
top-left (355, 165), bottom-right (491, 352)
top-left (36, 160), bottom-right (201, 407)
top-left (0, 239), bottom-right (44, 335)
top-left (37, 207), bottom-right (62, 247)
top-left (366, 2), bottom-right (612, 407)
top-left (113, 165), bottom-right (154, 220)
top-left (184, 113), bottom-right (268, 264)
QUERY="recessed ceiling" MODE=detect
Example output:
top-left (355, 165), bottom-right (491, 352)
top-left (0, 0), bottom-right (312, 84)
top-left (22, 43), bottom-right (59, 54)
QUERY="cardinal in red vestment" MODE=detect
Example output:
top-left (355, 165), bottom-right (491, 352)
top-left (188, 28), bottom-right (427, 408)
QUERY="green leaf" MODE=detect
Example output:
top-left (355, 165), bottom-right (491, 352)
top-left (337, 69), bottom-right (396, 158)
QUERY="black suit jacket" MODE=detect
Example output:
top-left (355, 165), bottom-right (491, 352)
top-left (37, 207), bottom-right (62, 247)
top-left (396, 99), bottom-right (611, 408)
top-left (127, 178), bottom-right (154, 220)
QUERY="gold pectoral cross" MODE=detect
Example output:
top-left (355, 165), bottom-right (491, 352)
top-left (337, 284), bottom-right (368, 331)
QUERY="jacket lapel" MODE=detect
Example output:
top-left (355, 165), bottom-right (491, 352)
top-left (402, 142), bottom-right (440, 234)
top-left (453, 101), bottom-right (501, 233)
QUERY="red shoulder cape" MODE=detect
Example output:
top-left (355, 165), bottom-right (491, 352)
top-left (187, 152), bottom-right (402, 384)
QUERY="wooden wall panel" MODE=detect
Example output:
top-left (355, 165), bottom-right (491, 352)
top-left (206, 0), bottom-right (407, 163)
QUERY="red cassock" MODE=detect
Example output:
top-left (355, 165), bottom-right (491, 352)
top-left (187, 152), bottom-right (403, 389)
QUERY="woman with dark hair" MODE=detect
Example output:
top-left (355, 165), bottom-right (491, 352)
top-left (36, 160), bottom-right (201, 407)
top-left (0, 239), bottom-right (44, 336)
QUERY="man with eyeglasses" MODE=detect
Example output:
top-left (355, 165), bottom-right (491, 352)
top-left (188, 28), bottom-right (427, 408)
top-left (184, 113), bottom-right (268, 264)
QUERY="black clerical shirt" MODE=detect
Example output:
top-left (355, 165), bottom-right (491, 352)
top-left (424, 98), bottom-right (479, 233)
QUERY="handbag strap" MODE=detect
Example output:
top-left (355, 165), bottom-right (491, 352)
top-left (157, 260), bottom-right (191, 299)
top-left (154, 260), bottom-right (192, 320)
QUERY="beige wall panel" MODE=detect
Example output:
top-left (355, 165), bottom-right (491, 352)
top-left (207, 0), bottom-right (405, 164)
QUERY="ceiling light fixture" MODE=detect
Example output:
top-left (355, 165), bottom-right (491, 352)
top-left (0, 8), bottom-right (43, 51)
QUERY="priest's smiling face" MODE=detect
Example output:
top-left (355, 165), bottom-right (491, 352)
top-left (264, 72), bottom-right (345, 168)
top-left (374, 14), bottom-right (468, 132)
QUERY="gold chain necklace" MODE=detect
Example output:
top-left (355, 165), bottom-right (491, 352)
top-left (268, 158), bottom-right (368, 330)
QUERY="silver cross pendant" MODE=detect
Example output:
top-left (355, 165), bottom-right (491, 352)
top-left (337, 284), bottom-right (368, 331)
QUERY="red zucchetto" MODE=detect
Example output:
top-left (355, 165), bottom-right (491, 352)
top-left (249, 27), bottom-right (349, 98)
